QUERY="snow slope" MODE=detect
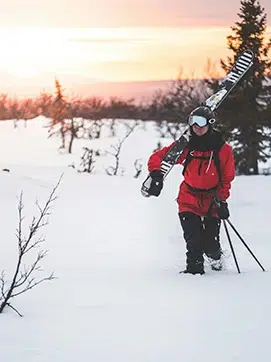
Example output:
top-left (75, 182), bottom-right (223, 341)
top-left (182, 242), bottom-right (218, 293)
top-left (0, 118), bottom-right (270, 362)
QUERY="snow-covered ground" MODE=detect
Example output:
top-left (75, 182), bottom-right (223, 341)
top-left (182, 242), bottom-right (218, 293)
top-left (0, 118), bottom-right (270, 362)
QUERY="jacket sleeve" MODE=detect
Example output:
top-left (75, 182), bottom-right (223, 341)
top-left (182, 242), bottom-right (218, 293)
top-left (148, 142), bottom-right (187, 172)
top-left (217, 143), bottom-right (235, 200)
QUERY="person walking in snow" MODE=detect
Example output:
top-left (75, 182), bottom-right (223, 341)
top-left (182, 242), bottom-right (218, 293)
top-left (147, 106), bottom-right (235, 275)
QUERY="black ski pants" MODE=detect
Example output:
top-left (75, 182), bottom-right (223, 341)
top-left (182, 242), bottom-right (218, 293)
top-left (179, 212), bottom-right (222, 266)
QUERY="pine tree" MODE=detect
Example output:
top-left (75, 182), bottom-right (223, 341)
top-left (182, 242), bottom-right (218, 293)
top-left (50, 79), bottom-right (69, 149)
top-left (216, 0), bottom-right (271, 174)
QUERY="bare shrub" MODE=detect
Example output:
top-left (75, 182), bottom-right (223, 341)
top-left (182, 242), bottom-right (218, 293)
top-left (105, 121), bottom-right (138, 176)
top-left (0, 177), bottom-right (62, 316)
top-left (134, 159), bottom-right (143, 178)
top-left (78, 147), bottom-right (97, 174)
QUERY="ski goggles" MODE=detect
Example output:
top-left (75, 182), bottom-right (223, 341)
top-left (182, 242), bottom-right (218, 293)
top-left (188, 115), bottom-right (215, 127)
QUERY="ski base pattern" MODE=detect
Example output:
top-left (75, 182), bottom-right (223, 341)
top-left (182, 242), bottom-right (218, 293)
top-left (141, 49), bottom-right (254, 198)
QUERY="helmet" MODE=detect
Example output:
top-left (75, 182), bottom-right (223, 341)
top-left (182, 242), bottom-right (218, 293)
top-left (188, 106), bottom-right (216, 127)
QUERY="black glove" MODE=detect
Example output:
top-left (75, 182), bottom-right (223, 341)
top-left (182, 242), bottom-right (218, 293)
top-left (215, 199), bottom-right (230, 219)
top-left (148, 170), bottom-right (163, 197)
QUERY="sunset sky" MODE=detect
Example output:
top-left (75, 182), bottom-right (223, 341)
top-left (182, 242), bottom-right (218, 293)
top-left (0, 0), bottom-right (270, 95)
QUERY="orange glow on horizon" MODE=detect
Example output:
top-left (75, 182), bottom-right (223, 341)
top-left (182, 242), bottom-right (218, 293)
top-left (0, 26), bottom-right (269, 88)
top-left (0, 28), bottom-right (231, 80)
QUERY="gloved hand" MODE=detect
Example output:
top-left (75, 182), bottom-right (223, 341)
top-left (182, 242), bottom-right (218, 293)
top-left (148, 170), bottom-right (163, 197)
top-left (215, 199), bottom-right (230, 219)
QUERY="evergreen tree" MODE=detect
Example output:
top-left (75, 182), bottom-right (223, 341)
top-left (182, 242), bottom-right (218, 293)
top-left (216, 0), bottom-right (271, 174)
top-left (50, 79), bottom-right (69, 149)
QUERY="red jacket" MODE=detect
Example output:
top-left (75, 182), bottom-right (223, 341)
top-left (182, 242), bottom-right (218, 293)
top-left (148, 141), bottom-right (235, 216)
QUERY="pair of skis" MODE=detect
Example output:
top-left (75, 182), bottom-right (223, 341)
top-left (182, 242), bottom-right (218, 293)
top-left (141, 50), bottom-right (254, 197)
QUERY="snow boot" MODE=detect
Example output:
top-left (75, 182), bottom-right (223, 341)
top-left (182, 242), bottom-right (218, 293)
top-left (206, 250), bottom-right (223, 271)
top-left (209, 258), bottom-right (223, 271)
top-left (180, 260), bottom-right (205, 275)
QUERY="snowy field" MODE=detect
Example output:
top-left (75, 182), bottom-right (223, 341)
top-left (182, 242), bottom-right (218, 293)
top-left (0, 117), bottom-right (270, 362)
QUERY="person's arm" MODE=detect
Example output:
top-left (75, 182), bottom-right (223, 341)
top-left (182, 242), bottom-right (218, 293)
top-left (148, 142), bottom-right (187, 172)
top-left (217, 144), bottom-right (235, 201)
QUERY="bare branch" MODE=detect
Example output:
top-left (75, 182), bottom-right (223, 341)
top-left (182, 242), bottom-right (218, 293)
top-left (0, 271), bottom-right (6, 300)
top-left (6, 303), bottom-right (23, 317)
top-left (0, 175), bottom-right (61, 315)
top-left (11, 272), bottom-right (55, 298)
top-left (105, 121), bottom-right (138, 176)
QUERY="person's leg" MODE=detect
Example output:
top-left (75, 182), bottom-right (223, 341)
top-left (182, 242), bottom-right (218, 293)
top-left (202, 216), bottom-right (223, 270)
top-left (179, 212), bottom-right (205, 274)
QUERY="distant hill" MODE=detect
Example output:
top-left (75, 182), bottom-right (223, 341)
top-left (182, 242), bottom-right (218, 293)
top-left (68, 79), bottom-right (178, 101)
top-left (2, 71), bottom-right (269, 102)
top-left (0, 72), bottom-right (205, 101)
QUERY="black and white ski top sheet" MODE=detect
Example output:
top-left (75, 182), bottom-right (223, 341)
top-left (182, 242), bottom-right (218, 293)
top-left (205, 50), bottom-right (254, 111)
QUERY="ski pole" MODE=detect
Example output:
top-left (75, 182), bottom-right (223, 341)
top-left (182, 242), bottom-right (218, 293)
top-left (225, 219), bottom-right (265, 272)
top-left (222, 219), bottom-right (241, 273)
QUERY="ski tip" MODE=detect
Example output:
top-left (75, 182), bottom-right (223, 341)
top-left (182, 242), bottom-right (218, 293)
top-left (241, 49), bottom-right (254, 60)
top-left (243, 49), bottom-right (254, 56)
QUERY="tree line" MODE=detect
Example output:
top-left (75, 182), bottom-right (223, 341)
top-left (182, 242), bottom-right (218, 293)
top-left (0, 0), bottom-right (270, 175)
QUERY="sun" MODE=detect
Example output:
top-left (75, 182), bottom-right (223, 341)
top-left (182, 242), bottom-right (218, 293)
top-left (0, 28), bottom-right (75, 79)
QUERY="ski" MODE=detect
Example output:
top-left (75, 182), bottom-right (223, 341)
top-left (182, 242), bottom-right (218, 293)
top-left (141, 127), bottom-right (190, 197)
top-left (141, 50), bottom-right (254, 198)
top-left (205, 50), bottom-right (254, 110)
